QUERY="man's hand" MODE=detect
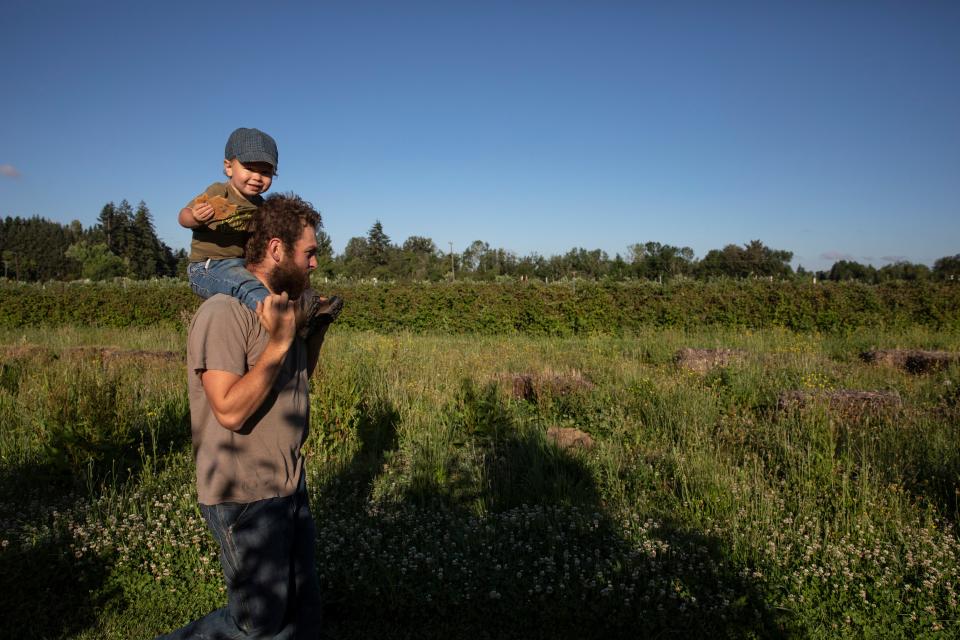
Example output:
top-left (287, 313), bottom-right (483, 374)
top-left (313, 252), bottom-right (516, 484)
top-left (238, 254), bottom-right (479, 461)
top-left (201, 294), bottom-right (297, 432)
top-left (257, 292), bottom-right (297, 347)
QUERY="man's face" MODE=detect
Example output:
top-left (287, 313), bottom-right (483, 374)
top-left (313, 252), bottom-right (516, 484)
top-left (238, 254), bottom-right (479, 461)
top-left (224, 159), bottom-right (274, 198)
top-left (267, 224), bottom-right (318, 300)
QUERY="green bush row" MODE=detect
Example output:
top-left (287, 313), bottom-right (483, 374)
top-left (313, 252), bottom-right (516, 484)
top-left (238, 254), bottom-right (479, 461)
top-left (1, 279), bottom-right (958, 334)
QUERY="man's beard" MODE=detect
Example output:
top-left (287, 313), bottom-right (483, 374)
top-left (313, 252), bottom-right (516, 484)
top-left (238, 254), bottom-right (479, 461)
top-left (267, 257), bottom-right (309, 300)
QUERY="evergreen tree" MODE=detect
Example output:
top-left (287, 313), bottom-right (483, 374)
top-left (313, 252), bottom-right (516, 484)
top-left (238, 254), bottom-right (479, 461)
top-left (130, 201), bottom-right (161, 279)
top-left (366, 220), bottom-right (392, 267)
top-left (314, 228), bottom-right (336, 279)
top-left (96, 202), bottom-right (119, 254)
top-left (0, 215), bottom-right (81, 280)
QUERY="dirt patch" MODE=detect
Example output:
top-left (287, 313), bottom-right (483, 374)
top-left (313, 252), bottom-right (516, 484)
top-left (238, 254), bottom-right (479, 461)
top-left (0, 345), bottom-right (50, 361)
top-left (66, 347), bottom-right (181, 363)
top-left (1, 345), bottom-right (180, 365)
top-left (498, 370), bottom-right (595, 402)
top-left (546, 426), bottom-right (594, 450)
top-left (860, 349), bottom-right (959, 374)
top-left (674, 348), bottom-right (747, 373)
top-left (777, 389), bottom-right (902, 416)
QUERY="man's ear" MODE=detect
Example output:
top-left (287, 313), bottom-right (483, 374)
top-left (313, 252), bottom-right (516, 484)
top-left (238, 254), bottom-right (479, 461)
top-left (267, 237), bottom-right (285, 264)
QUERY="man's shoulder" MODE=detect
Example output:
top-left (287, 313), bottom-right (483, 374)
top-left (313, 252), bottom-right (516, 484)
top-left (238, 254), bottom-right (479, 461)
top-left (188, 295), bottom-right (263, 360)
top-left (197, 293), bottom-right (256, 316)
top-left (192, 295), bottom-right (256, 331)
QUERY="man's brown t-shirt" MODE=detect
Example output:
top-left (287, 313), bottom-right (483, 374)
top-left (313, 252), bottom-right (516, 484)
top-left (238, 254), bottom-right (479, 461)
top-left (187, 294), bottom-right (309, 505)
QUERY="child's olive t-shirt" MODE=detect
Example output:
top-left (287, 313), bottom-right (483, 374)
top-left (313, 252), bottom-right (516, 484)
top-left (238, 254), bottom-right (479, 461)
top-left (187, 181), bottom-right (264, 262)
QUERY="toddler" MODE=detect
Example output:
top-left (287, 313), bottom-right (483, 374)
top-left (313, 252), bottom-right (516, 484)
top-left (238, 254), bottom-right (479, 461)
top-left (179, 127), bottom-right (341, 334)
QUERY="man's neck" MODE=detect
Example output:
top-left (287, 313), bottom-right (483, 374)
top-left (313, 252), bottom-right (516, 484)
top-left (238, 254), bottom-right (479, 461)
top-left (246, 263), bottom-right (275, 295)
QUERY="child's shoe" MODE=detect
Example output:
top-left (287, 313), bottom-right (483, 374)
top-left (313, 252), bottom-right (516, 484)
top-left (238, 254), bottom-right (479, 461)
top-left (297, 292), bottom-right (344, 339)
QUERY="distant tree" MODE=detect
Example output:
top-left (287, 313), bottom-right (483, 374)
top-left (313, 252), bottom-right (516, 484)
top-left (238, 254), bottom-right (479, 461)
top-left (0, 215), bottom-right (81, 280)
top-left (743, 240), bottom-right (791, 276)
top-left (66, 241), bottom-right (126, 280)
top-left (628, 242), bottom-right (695, 280)
top-left (96, 202), bottom-right (119, 253)
top-left (933, 254), bottom-right (960, 280)
top-left (173, 248), bottom-right (190, 279)
top-left (400, 236), bottom-right (440, 280)
top-left (698, 240), bottom-right (792, 278)
top-left (313, 228), bottom-right (336, 280)
top-left (1, 201), bottom-right (179, 281)
top-left (461, 240), bottom-right (490, 275)
top-left (339, 236), bottom-right (370, 279)
top-left (402, 236), bottom-right (437, 255)
top-left (608, 253), bottom-right (630, 280)
top-left (563, 247), bottom-right (609, 279)
top-left (877, 261), bottom-right (930, 282)
top-left (826, 260), bottom-right (877, 283)
top-left (129, 201), bottom-right (161, 278)
top-left (516, 253), bottom-right (541, 281)
top-left (366, 220), bottom-right (393, 268)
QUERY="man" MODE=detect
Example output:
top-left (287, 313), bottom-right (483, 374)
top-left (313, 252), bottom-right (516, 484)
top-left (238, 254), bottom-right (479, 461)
top-left (159, 193), bottom-right (327, 639)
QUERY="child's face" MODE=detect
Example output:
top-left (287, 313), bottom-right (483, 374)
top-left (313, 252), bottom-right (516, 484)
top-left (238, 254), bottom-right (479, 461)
top-left (224, 159), bottom-right (274, 198)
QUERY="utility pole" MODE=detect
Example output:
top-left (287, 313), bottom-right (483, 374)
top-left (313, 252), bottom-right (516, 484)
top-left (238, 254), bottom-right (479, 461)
top-left (449, 242), bottom-right (455, 280)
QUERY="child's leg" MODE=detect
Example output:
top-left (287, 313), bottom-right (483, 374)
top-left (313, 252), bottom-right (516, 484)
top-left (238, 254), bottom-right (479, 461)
top-left (187, 258), bottom-right (269, 312)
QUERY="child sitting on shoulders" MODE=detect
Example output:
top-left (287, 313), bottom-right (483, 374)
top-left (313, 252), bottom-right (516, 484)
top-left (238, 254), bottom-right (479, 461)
top-left (179, 127), bottom-right (341, 335)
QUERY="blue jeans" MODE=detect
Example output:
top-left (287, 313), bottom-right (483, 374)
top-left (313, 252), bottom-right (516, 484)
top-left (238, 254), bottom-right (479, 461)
top-left (158, 480), bottom-right (322, 639)
top-left (189, 258), bottom-right (269, 312)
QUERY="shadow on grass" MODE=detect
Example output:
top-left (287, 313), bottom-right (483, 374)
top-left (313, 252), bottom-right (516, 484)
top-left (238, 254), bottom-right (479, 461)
top-left (0, 513), bottom-right (116, 638)
top-left (313, 379), bottom-right (789, 639)
top-left (0, 399), bottom-right (192, 639)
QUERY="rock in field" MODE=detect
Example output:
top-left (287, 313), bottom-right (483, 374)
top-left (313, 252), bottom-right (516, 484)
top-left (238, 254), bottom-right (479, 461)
top-left (546, 426), bottom-right (594, 450)
top-left (860, 349), bottom-right (959, 374)
top-left (498, 370), bottom-right (594, 401)
top-left (674, 348), bottom-right (747, 373)
top-left (777, 389), bottom-right (902, 416)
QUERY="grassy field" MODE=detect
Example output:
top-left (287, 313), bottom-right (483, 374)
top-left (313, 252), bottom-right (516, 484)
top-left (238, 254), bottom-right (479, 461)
top-left (1, 324), bottom-right (959, 638)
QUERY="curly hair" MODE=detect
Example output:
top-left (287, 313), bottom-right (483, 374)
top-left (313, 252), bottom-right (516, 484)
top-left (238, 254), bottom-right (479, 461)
top-left (245, 193), bottom-right (322, 265)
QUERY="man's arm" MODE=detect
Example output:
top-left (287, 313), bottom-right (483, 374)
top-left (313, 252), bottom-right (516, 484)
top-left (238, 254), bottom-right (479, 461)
top-left (200, 293), bottom-right (297, 431)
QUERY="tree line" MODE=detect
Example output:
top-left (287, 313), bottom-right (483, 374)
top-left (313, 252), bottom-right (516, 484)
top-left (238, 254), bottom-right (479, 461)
top-left (1, 201), bottom-right (184, 281)
top-left (322, 220), bottom-right (958, 283)
top-left (1, 205), bottom-right (957, 283)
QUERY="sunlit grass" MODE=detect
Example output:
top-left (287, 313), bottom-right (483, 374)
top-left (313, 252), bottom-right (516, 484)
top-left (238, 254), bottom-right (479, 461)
top-left (1, 326), bottom-right (959, 638)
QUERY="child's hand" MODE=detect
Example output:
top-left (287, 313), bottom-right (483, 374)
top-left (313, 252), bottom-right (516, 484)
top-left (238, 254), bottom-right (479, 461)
top-left (191, 203), bottom-right (216, 224)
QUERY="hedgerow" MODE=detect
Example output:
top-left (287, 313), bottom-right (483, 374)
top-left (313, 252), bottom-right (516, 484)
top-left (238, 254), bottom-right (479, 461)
top-left (1, 279), bottom-right (957, 334)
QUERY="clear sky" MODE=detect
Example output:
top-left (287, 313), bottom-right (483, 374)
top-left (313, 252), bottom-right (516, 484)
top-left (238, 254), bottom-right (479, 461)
top-left (2, 1), bottom-right (958, 272)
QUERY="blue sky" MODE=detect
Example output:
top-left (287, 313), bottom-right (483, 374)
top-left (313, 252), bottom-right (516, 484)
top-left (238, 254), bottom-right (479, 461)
top-left (2, 1), bottom-right (958, 272)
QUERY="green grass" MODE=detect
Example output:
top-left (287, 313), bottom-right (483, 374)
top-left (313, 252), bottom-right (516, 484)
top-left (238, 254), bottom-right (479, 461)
top-left (1, 326), bottom-right (959, 638)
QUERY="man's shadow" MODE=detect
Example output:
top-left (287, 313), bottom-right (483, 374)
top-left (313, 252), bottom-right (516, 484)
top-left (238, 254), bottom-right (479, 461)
top-left (312, 378), bottom-right (788, 640)
top-left (0, 351), bottom-right (192, 638)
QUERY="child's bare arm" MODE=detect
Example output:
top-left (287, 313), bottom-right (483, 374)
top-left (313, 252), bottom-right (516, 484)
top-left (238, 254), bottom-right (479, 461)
top-left (178, 203), bottom-right (216, 229)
